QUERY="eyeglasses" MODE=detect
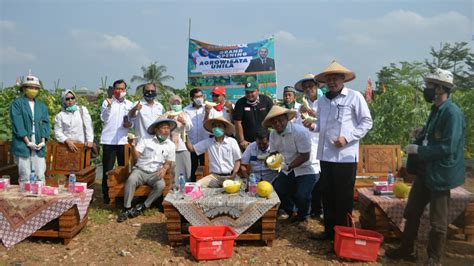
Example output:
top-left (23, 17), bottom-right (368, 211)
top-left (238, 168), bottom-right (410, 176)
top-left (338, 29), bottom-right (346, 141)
top-left (212, 94), bottom-right (220, 97)
top-left (65, 97), bottom-right (75, 101)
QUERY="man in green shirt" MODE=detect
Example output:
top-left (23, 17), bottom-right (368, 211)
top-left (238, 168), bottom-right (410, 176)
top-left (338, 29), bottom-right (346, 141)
top-left (386, 68), bottom-right (466, 265)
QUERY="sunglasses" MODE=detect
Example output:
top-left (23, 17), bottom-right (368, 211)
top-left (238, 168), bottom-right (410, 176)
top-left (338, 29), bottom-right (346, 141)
top-left (65, 96), bottom-right (75, 101)
top-left (212, 94), bottom-right (220, 97)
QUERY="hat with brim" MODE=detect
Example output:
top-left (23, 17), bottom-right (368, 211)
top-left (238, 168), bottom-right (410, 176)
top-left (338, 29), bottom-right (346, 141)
top-left (262, 105), bottom-right (297, 128)
top-left (147, 118), bottom-right (177, 135)
top-left (21, 75), bottom-right (42, 89)
top-left (424, 68), bottom-right (454, 89)
top-left (314, 60), bottom-right (356, 83)
top-left (294, 73), bottom-right (317, 92)
top-left (204, 116), bottom-right (235, 136)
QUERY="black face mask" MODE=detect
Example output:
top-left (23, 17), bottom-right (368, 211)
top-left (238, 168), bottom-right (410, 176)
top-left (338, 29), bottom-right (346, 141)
top-left (325, 89), bottom-right (342, 100)
top-left (423, 88), bottom-right (435, 103)
top-left (144, 91), bottom-right (157, 101)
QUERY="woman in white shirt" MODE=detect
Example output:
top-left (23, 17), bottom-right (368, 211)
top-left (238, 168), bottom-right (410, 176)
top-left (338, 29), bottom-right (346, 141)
top-left (54, 90), bottom-right (94, 152)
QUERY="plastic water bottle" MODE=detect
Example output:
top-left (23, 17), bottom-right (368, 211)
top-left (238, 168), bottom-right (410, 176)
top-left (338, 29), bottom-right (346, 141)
top-left (68, 171), bottom-right (76, 193)
top-left (29, 170), bottom-right (37, 193)
top-left (178, 173), bottom-right (186, 194)
top-left (387, 170), bottom-right (395, 185)
top-left (248, 173), bottom-right (257, 197)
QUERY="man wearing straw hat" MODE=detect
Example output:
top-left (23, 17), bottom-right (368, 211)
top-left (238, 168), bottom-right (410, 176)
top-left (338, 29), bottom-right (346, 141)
top-left (307, 61), bottom-right (372, 240)
top-left (262, 106), bottom-right (316, 226)
top-left (295, 74), bottom-right (323, 220)
top-left (185, 117), bottom-right (242, 188)
top-left (10, 72), bottom-right (50, 183)
top-left (386, 69), bottom-right (465, 264)
top-left (117, 118), bottom-right (176, 223)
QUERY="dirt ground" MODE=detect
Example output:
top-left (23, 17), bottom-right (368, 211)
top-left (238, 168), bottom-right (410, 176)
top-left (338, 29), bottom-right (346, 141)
top-left (1, 169), bottom-right (474, 265)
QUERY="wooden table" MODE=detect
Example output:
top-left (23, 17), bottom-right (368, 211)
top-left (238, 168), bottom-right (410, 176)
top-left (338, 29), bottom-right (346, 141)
top-left (358, 187), bottom-right (474, 242)
top-left (163, 201), bottom-right (277, 246)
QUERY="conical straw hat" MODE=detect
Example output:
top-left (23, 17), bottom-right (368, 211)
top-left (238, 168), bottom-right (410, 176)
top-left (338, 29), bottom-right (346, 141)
top-left (294, 73), bottom-right (317, 92)
top-left (261, 105), bottom-right (297, 128)
top-left (204, 116), bottom-right (235, 136)
top-left (315, 60), bottom-right (356, 83)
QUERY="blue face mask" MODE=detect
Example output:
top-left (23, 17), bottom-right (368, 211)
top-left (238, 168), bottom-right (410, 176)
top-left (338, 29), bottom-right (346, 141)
top-left (144, 91), bottom-right (157, 101)
top-left (171, 104), bottom-right (182, 112)
top-left (212, 127), bottom-right (225, 137)
top-left (278, 124), bottom-right (290, 136)
top-left (157, 134), bottom-right (168, 142)
top-left (65, 104), bottom-right (78, 112)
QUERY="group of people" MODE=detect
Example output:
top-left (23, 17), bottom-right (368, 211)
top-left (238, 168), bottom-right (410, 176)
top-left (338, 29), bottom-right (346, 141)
top-left (9, 60), bottom-right (465, 264)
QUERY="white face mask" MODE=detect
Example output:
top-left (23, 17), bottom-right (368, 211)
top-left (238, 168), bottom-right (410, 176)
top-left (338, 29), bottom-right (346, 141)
top-left (193, 97), bottom-right (204, 106)
top-left (119, 91), bottom-right (127, 99)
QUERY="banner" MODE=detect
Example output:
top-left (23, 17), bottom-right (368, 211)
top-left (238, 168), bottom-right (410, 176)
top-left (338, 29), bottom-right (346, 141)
top-left (188, 38), bottom-right (277, 101)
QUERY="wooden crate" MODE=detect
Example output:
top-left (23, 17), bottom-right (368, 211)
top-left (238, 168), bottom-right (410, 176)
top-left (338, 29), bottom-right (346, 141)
top-left (163, 200), bottom-right (278, 246)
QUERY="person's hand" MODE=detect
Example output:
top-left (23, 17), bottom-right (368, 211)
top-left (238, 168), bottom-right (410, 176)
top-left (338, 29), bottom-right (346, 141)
top-left (204, 103), bottom-right (212, 113)
top-left (299, 106), bottom-right (316, 117)
top-left (333, 136), bottom-right (347, 148)
top-left (65, 140), bottom-right (78, 152)
top-left (239, 140), bottom-right (250, 151)
top-left (156, 168), bottom-right (167, 180)
top-left (127, 137), bottom-right (135, 147)
top-left (86, 142), bottom-right (93, 148)
top-left (224, 100), bottom-right (233, 110)
top-left (106, 97), bottom-right (112, 107)
top-left (411, 128), bottom-right (423, 139)
top-left (405, 144), bottom-right (419, 154)
top-left (123, 116), bottom-right (132, 128)
top-left (27, 142), bottom-right (37, 150)
top-left (302, 119), bottom-right (315, 129)
top-left (280, 162), bottom-right (290, 172)
top-left (133, 101), bottom-right (142, 112)
top-left (35, 141), bottom-right (46, 150)
top-left (176, 114), bottom-right (186, 125)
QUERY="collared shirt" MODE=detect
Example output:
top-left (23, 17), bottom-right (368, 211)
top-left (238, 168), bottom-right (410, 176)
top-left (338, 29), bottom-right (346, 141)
top-left (129, 99), bottom-right (164, 139)
top-left (160, 111), bottom-right (192, 151)
top-left (315, 87), bottom-right (373, 163)
top-left (241, 142), bottom-right (278, 183)
top-left (183, 104), bottom-right (209, 145)
top-left (233, 94), bottom-right (273, 142)
top-left (296, 98), bottom-right (320, 173)
top-left (54, 106), bottom-right (94, 144)
top-left (134, 137), bottom-right (176, 173)
top-left (269, 122), bottom-right (315, 177)
top-left (100, 97), bottom-right (133, 145)
top-left (194, 136), bottom-right (241, 174)
top-left (208, 104), bottom-right (233, 122)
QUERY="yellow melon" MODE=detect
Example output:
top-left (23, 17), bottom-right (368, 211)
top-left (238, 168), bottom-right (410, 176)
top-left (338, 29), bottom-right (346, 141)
top-left (256, 181), bottom-right (273, 198)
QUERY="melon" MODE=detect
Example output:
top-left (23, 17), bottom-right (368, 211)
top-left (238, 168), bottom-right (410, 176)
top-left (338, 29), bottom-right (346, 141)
top-left (393, 182), bottom-right (410, 199)
top-left (256, 181), bottom-right (273, 198)
top-left (223, 180), bottom-right (241, 194)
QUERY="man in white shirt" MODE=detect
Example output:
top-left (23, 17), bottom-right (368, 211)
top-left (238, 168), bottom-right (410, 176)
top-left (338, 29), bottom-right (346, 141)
top-left (185, 117), bottom-right (241, 188)
top-left (128, 83), bottom-right (164, 140)
top-left (204, 86), bottom-right (233, 122)
top-left (240, 128), bottom-right (278, 183)
top-left (183, 88), bottom-right (209, 182)
top-left (117, 118), bottom-right (176, 223)
top-left (307, 61), bottom-right (373, 240)
top-left (295, 74), bottom-right (323, 219)
top-left (263, 106), bottom-right (316, 227)
top-left (100, 79), bottom-right (134, 204)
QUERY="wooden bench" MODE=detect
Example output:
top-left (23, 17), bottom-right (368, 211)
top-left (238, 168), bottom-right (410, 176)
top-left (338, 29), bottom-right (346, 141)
top-left (45, 141), bottom-right (96, 189)
top-left (0, 141), bottom-right (19, 184)
top-left (106, 144), bottom-right (173, 207)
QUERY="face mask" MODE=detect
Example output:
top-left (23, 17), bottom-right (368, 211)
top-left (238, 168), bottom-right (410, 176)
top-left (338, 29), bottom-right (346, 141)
top-left (284, 102), bottom-right (295, 109)
top-left (66, 104), bottom-right (78, 112)
top-left (193, 97), bottom-right (204, 106)
top-left (212, 127), bottom-right (225, 137)
top-left (157, 134), bottom-right (168, 142)
top-left (25, 88), bottom-right (39, 98)
top-left (171, 104), bottom-right (182, 112)
top-left (278, 124), bottom-right (290, 136)
top-left (143, 91), bottom-right (157, 101)
top-left (114, 90), bottom-right (126, 99)
top-left (325, 90), bottom-right (342, 100)
top-left (423, 88), bottom-right (435, 103)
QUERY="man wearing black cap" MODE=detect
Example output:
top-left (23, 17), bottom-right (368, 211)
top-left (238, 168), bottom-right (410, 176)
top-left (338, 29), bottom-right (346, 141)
top-left (233, 81), bottom-right (273, 151)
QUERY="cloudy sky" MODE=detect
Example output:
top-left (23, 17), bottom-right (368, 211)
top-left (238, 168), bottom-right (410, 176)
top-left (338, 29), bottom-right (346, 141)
top-left (0, 0), bottom-right (472, 96)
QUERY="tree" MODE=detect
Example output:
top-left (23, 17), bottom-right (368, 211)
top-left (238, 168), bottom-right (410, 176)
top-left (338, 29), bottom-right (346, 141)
top-left (425, 42), bottom-right (474, 89)
top-left (131, 62), bottom-right (175, 98)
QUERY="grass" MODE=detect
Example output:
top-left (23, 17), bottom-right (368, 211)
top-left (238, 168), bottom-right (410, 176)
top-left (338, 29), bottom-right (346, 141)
top-left (88, 207), bottom-right (113, 225)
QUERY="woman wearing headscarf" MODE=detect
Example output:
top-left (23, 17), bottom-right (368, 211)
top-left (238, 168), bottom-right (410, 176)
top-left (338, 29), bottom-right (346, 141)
top-left (160, 95), bottom-right (193, 181)
top-left (10, 73), bottom-right (50, 182)
top-left (54, 89), bottom-right (94, 152)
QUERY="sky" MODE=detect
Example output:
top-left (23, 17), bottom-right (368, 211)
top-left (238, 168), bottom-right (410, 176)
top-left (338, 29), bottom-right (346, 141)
top-left (0, 0), bottom-right (472, 97)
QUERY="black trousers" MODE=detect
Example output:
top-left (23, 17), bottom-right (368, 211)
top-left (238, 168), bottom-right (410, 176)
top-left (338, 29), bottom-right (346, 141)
top-left (102, 144), bottom-right (125, 202)
top-left (320, 161), bottom-right (357, 236)
top-left (311, 174), bottom-right (323, 215)
top-left (190, 152), bottom-right (205, 182)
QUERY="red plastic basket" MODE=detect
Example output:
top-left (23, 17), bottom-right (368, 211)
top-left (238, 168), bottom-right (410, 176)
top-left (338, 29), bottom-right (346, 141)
top-left (334, 215), bottom-right (384, 262)
top-left (189, 225), bottom-right (238, 261)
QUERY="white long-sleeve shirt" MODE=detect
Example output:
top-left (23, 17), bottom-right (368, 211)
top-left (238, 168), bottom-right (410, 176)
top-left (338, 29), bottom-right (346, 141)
top-left (129, 99), bottom-right (164, 139)
top-left (315, 87), bottom-right (373, 163)
top-left (100, 98), bottom-right (133, 145)
top-left (54, 106), bottom-right (94, 144)
top-left (183, 104), bottom-right (209, 145)
top-left (296, 98), bottom-right (320, 173)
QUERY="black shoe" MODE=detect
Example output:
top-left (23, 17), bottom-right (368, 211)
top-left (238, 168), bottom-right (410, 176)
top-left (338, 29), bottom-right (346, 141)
top-left (309, 232), bottom-right (334, 241)
top-left (117, 209), bottom-right (132, 223)
top-left (385, 246), bottom-right (417, 262)
top-left (130, 203), bottom-right (146, 218)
